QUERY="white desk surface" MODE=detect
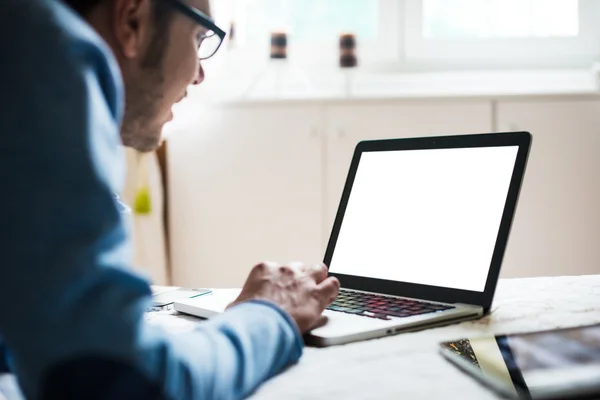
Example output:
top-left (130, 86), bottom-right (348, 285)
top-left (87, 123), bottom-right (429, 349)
top-left (2, 275), bottom-right (600, 399)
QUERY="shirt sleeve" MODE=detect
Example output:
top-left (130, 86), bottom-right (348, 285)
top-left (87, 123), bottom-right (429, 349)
top-left (0, 341), bottom-right (9, 373)
top-left (0, 2), bottom-right (302, 399)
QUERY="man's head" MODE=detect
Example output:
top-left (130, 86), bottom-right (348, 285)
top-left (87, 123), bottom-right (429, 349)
top-left (65, 0), bottom-right (222, 152)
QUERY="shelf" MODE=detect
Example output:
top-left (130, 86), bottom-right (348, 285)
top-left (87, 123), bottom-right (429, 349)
top-left (187, 67), bottom-right (600, 106)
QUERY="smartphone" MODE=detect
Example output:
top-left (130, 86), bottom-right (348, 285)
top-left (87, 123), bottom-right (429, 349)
top-left (151, 288), bottom-right (212, 308)
top-left (440, 324), bottom-right (600, 399)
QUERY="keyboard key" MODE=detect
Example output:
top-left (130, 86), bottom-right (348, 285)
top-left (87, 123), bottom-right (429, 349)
top-left (386, 312), bottom-right (412, 318)
top-left (328, 289), bottom-right (455, 318)
top-left (328, 306), bottom-right (351, 312)
top-left (363, 311), bottom-right (391, 320)
top-left (347, 309), bottom-right (366, 315)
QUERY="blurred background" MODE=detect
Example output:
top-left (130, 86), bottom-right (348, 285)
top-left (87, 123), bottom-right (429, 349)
top-left (125, 0), bottom-right (600, 288)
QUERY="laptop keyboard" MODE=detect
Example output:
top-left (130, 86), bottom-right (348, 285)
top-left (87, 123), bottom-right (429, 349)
top-left (327, 289), bottom-right (455, 320)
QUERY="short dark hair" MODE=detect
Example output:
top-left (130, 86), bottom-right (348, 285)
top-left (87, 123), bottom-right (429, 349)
top-left (62, 0), bottom-right (104, 17)
top-left (63, 0), bottom-right (173, 68)
top-left (62, 0), bottom-right (173, 28)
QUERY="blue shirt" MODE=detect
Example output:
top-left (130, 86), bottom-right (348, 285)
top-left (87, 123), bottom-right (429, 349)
top-left (0, 1), bottom-right (302, 399)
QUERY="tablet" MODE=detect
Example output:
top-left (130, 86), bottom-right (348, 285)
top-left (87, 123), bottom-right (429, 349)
top-left (151, 288), bottom-right (212, 307)
top-left (439, 324), bottom-right (600, 399)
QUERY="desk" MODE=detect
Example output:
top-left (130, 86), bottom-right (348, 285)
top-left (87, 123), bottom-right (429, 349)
top-left (2, 275), bottom-right (600, 399)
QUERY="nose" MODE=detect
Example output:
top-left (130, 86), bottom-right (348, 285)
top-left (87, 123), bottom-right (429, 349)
top-left (192, 62), bottom-right (205, 85)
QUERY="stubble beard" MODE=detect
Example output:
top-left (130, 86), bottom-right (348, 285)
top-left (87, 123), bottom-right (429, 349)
top-left (120, 66), bottom-right (166, 153)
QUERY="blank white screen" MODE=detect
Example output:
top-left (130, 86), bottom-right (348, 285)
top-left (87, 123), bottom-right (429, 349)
top-left (328, 146), bottom-right (519, 292)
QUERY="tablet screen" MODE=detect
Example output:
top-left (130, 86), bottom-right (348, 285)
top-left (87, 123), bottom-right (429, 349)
top-left (441, 324), bottom-right (600, 399)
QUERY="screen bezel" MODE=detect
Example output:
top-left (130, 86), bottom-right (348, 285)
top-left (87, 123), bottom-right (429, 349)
top-left (323, 131), bottom-right (532, 313)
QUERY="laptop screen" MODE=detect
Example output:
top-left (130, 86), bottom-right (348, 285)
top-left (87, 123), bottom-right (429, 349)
top-left (328, 145), bottom-right (520, 293)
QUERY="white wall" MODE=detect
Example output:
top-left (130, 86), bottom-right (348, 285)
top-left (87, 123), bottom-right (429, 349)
top-left (122, 148), bottom-right (169, 285)
top-left (497, 99), bottom-right (600, 278)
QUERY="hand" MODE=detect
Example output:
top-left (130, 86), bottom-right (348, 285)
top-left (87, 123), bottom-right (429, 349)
top-left (228, 262), bottom-right (340, 333)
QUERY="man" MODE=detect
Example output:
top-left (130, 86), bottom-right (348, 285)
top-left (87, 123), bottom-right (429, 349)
top-left (0, 0), bottom-right (340, 399)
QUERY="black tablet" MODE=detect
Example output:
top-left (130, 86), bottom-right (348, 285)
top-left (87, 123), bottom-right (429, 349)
top-left (440, 324), bottom-right (600, 399)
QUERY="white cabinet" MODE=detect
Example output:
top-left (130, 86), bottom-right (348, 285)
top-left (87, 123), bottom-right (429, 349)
top-left (168, 104), bottom-right (324, 287)
top-left (166, 97), bottom-right (600, 288)
top-left (324, 101), bottom-right (493, 238)
top-left (496, 100), bottom-right (600, 278)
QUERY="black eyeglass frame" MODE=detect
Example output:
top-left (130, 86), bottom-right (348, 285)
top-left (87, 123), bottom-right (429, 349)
top-left (160, 0), bottom-right (226, 60)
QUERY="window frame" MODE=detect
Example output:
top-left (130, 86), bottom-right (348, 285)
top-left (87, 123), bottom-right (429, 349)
top-left (208, 0), bottom-right (600, 73)
top-left (402, 0), bottom-right (600, 69)
top-left (210, 0), bottom-right (399, 70)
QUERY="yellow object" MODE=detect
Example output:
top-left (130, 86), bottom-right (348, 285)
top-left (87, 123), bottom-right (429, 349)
top-left (134, 152), bottom-right (152, 215)
top-left (134, 186), bottom-right (152, 214)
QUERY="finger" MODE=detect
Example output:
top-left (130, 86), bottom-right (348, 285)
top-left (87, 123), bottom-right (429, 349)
top-left (277, 264), bottom-right (295, 276)
top-left (305, 263), bottom-right (328, 284)
top-left (310, 315), bottom-right (329, 330)
top-left (287, 261), bottom-right (305, 271)
top-left (249, 261), bottom-right (278, 278)
top-left (276, 264), bottom-right (296, 284)
top-left (314, 276), bottom-right (340, 308)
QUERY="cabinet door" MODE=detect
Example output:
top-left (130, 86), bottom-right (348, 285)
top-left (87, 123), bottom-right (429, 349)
top-left (168, 104), bottom-right (323, 287)
top-left (325, 101), bottom-right (492, 239)
top-left (497, 100), bottom-right (600, 278)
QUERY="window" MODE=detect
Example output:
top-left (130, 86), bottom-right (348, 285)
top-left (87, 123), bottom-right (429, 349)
top-left (232, 0), bottom-right (378, 43)
top-left (423, 0), bottom-right (579, 39)
top-left (210, 0), bottom-right (600, 71)
top-left (210, 0), bottom-right (397, 68)
top-left (404, 0), bottom-right (600, 68)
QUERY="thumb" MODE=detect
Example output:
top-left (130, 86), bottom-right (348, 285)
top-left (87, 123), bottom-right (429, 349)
top-left (310, 315), bottom-right (329, 330)
top-left (315, 277), bottom-right (340, 308)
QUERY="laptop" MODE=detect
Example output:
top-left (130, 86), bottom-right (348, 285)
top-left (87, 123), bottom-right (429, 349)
top-left (174, 131), bottom-right (532, 347)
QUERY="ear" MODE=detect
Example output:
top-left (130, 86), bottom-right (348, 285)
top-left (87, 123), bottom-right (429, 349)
top-left (112, 0), bottom-right (153, 59)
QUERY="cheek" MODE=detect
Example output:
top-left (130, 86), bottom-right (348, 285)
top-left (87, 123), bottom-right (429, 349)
top-left (185, 52), bottom-right (199, 84)
top-left (183, 35), bottom-right (199, 82)
top-left (165, 51), bottom-right (197, 100)
top-left (161, 31), bottom-right (199, 104)
top-left (176, 45), bottom-right (198, 89)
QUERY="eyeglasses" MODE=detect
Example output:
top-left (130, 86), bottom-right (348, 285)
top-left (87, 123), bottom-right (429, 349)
top-left (160, 0), bottom-right (226, 60)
